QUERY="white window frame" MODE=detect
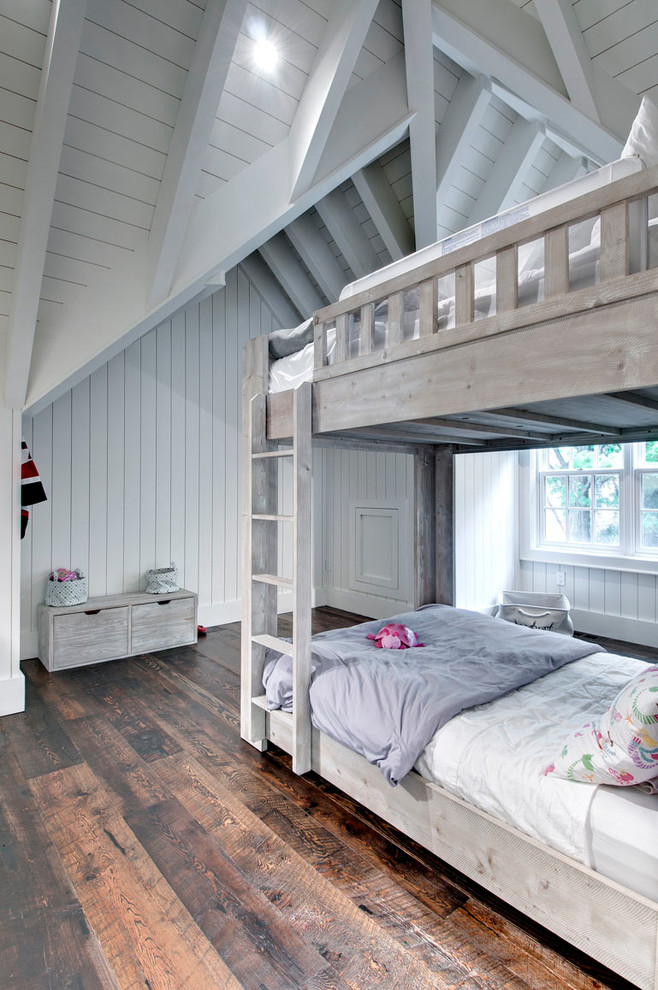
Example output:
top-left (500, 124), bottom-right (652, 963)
top-left (519, 445), bottom-right (658, 575)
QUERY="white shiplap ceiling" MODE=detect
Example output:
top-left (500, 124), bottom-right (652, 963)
top-left (0, 0), bottom-right (654, 411)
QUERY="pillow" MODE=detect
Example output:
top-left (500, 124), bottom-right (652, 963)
top-left (544, 664), bottom-right (658, 785)
top-left (269, 318), bottom-right (314, 359)
top-left (621, 95), bottom-right (658, 167)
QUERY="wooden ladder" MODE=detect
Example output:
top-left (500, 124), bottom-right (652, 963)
top-left (241, 382), bottom-right (312, 775)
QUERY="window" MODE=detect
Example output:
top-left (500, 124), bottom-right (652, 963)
top-left (533, 442), bottom-right (658, 562)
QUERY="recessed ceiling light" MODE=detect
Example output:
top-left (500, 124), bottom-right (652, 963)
top-left (253, 37), bottom-right (279, 73)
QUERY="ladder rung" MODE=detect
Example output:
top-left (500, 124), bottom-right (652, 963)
top-left (252, 513), bottom-right (293, 522)
top-left (252, 634), bottom-right (293, 655)
top-left (252, 573), bottom-right (293, 588)
top-left (252, 450), bottom-right (293, 459)
top-left (251, 695), bottom-right (269, 710)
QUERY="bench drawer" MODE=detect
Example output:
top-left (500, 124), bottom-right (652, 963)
top-left (131, 596), bottom-right (196, 653)
top-left (52, 607), bottom-right (130, 669)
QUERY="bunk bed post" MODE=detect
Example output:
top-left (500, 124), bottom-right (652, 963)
top-left (292, 382), bottom-right (313, 774)
top-left (241, 335), bottom-right (273, 751)
top-left (414, 446), bottom-right (436, 605)
top-left (435, 448), bottom-right (455, 605)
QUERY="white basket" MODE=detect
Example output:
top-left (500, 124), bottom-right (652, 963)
top-left (45, 574), bottom-right (88, 607)
top-left (145, 562), bottom-right (179, 594)
top-left (496, 590), bottom-right (573, 635)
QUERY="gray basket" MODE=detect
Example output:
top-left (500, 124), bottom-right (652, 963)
top-left (496, 590), bottom-right (573, 635)
top-left (45, 573), bottom-right (87, 607)
top-left (145, 562), bottom-right (179, 594)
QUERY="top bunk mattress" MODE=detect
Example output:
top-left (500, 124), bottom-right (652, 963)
top-left (339, 157), bottom-right (644, 301)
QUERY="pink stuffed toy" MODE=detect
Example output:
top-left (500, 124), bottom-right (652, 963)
top-left (367, 623), bottom-right (423, 649)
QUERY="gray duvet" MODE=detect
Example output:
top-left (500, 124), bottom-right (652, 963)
top-left (262, 605), bottom-right (602, 784)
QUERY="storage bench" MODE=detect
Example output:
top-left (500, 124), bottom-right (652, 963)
top-left (37, 589), bottom-right (198, 672)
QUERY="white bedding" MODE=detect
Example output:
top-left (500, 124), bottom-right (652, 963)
top-left (414, 650), bottom-right (658, 901)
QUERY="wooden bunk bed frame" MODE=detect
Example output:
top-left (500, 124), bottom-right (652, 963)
top-left (242, 164), bottom-right (658, 990)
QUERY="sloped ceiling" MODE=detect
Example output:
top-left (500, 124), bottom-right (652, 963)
top-left (0, 0), bottom-right (653, 412)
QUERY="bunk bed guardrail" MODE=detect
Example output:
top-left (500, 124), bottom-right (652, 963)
top-left (312, 164), bottom-right (658, 382)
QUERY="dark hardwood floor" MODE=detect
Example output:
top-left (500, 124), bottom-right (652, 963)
top-left (1, 607), bottom-right (646, 989)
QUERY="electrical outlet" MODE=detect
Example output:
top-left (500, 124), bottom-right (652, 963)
top-left (556, 571), bottom-right (566, 587)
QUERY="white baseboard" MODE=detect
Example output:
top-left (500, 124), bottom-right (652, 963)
top-left (571, 608), bottom-right (658, 649)
top-left (194, 589), bottom-right (328, 629)
top-left (0, 672), bottom-right (25, 716)
top-left (320, 586), bottom-right (413, 620)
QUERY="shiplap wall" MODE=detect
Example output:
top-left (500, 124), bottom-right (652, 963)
top-left (517, 560), bottom-right (658, 646)
top-left (454, 450), bottom-right (518, 612)
top-left (20, 265), bottom-right (328, 656)
top-left (318, 446), bottom-right (415, 617)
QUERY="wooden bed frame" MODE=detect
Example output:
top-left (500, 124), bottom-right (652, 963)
top-left (241, 163), bottom-right (658, 990)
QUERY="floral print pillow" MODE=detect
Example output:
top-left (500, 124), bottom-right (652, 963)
top-left (545, 664), bottom-right (658, 785)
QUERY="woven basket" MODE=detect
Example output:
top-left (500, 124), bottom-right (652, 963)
top-left (45, 574), bottom-right (87, 607)
top-left (145, 562), bottom-right (179, 594)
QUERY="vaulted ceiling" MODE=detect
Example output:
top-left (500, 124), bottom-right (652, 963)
top-left (0, 0), bottom-right (654, 412)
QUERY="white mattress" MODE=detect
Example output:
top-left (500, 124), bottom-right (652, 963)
top-left (414, 651), bottom-right (658, 902)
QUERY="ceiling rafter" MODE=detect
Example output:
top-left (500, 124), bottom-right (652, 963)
top-left (146, 0), bottom-right (246, 309)
top-left (476, 407), bottom-right (621, 435)
top-left (353, 163), bottom-right (415, 261)
top-left (240, 255), bottom-right (301, 329)
top-left (259, 234), bottom-right (325, 318)
top-left (25, 53), bottom-right (413, 410)
top-left (533, 0), bottom-right (600, 122)
top-left (436, 73), bottom-right (492, 222)
top-left (286, 214), bottom-right (346, 302)
top-left (467, 117), bottom-right (546, 225)
top-left (401, 0), bottom-right (438, 248)
top-left (604, 392), bottom-right (658, 413)
top-left (316, 189), bottom-right (380, 279)
top-left (288, 0), bottom-right (380, 200)
top-left (431, 0), bottom-right (637, 164)
top-left (4, 0), bottom-right (87, 409)
top-left (541, 151), bottom-right (589, 193)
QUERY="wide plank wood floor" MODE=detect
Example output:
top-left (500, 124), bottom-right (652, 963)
top-left (1, 607), bottom-right (645, 989)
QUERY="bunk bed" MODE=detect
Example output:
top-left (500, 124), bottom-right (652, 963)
top-left (241, 148), bottom-right (658, 989)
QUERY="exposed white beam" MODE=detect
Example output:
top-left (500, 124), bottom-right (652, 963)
top-left (533, 0), bottom-right (600, 122)
top-left (240, 255), bottom-right (302, 328)
top-left (289, 0), bottom-right (379, 199)
top-left (402, 0), bottom-right (438, 248)
top-left (468, 118), bottom-right (546, 225)
top-left (25, 54), bottom-right (413, 409)
top-left (353, 163), bottom-right (415, 260)
top-left (541, 151), bottom-right (589, 193)
top-left (259, 234), bottom-right (325, 317)
top-left (286, 214), bottom-right (346, 302)
top-left (147, 0), bottom-right (246, 308)
top-left (4, 0), bottom-right (87, 409)
top-left (436, 73), bottom-right (492, 219)
top-left (316, 189), bottom-right (380, 279)
top-left (431, 0), bottom-right (637, 164)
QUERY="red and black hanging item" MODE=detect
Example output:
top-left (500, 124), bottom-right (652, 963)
top-left (21, 441), bottom-right (47, 539)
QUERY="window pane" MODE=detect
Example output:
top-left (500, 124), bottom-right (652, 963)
top-left (641, 512), bottom-right (658, 548)
top-left (545, 475), bottom-right (566, 507)
top-left (569, 509), bottom-right (591, 542)
top-left (569, 475), bottom-right (591, 507)
top-left (641, 474), bottom-right (658, 509)
top-left (545, 447), bottom-right (572, 470)
top-left (637, 441), bottom-right (658, 467)
top-left (545, 508), bottom-right (566, 542)
top-left (596, 444), bottom-right (623, 468)
top-left (594, 510), bottom-right (619, 545)
top-left (572, 446), bottom-right (595, 470)
top-left (594, 475), bottom-right (619, 507)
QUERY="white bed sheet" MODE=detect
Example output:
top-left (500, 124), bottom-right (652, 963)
top-left (414, 650), bottom-right (658, 901)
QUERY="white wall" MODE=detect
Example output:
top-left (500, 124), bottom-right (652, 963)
top-left (454, 450), bottom-right (518, 612)
top-left (20, 266), bottom-right (293, 657)
top-left (0, 403), bottom-right (23, 714)
top-left (318, 446), bottom-right (416, 618)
